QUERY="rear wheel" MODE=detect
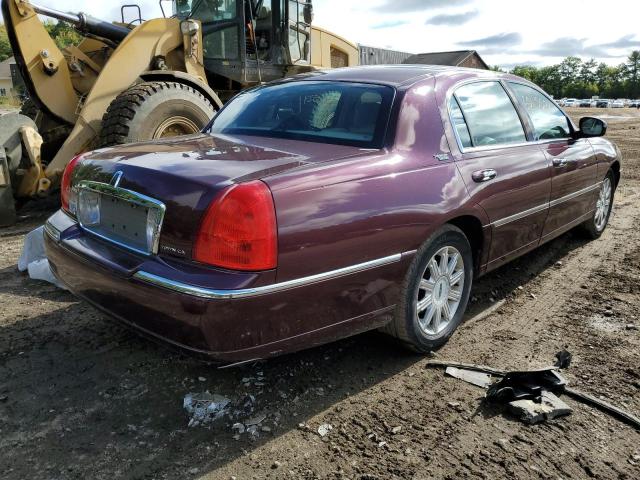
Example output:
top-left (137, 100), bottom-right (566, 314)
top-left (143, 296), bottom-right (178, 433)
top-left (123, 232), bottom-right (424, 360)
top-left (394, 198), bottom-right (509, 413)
top-left (99, 81), bottom-right (216, 147)
top-left (386, 225), bottom-right (474, 352)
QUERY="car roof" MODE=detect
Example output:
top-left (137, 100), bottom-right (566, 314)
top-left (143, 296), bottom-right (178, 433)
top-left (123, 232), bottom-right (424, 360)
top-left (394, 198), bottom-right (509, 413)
top-left (295, 64), bottom-right (512, 88)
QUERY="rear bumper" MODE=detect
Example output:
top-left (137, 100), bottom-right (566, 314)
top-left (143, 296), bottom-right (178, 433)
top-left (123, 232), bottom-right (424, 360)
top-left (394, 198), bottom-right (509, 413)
top-left (44, 210), bottom-right (410, 363)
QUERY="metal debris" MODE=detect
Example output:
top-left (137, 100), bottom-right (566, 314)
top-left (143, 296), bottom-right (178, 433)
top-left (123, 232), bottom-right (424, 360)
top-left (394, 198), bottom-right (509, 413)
top-left (427, 356), bottom-right (640, 430)
top-left (564, 387), bottom-right (640, 430)
top-left (445, 366), bottom-right (493, 388)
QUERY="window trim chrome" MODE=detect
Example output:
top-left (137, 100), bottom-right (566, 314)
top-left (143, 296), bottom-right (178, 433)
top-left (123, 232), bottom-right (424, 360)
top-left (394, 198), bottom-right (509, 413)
top-left (133, 252), bottom-right (408, 300)
top-left (445, 78), bottom-right (578, 155)
top-left (445, 79), bottom-right (529, 153)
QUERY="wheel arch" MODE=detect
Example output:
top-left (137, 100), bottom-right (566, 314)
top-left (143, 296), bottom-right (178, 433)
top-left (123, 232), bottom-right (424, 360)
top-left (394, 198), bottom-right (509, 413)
top-left (445, 214), bottom-right (486, 275)
top-left (140, 70), bottom-right (224, 110)
top-left (610, 160), bottom-right (621, 188)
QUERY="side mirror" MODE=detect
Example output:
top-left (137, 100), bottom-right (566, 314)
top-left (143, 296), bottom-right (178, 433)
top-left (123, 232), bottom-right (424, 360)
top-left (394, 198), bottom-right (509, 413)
top-left (579, 117), bottom-right (607, 137)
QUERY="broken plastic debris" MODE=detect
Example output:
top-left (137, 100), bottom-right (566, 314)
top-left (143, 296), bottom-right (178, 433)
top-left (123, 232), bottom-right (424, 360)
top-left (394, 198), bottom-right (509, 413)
top-left (245, 413), bottom-right (266, 426)
top-left (18, 227), bottom-right (66, 289)
top-left (317, 423), bottom-right (333, 437)
top-left (554, 349), bottom-right (572, 369)
top-left (183, 392), bottom-right (230, 427)
top-left (232, 422), bottom-right (245, 433)
top-left (509, 391), bottom-right (572, 424)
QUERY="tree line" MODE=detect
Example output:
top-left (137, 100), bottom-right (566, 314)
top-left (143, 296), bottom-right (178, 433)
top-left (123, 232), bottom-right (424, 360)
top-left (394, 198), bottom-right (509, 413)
top-left (494, 51), bottom-right (640, 100)
top-left (1, 21), bottom-right (81, 63)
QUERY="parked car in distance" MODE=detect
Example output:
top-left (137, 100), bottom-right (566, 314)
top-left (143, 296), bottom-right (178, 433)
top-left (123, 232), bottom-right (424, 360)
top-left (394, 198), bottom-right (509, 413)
top-left (630, 100), bottom-right (640, 108)
top-left (611, 99), bottom-right (625, 108)
top-left (563, 98), bottom-right (579, 107)
top-left (590, 99), bottom-right (599, 108)
top-left (596, 99), bottom-right (611, 108)
top-left (579, 99), bottom-right (592, 107)
top-left (44, 66), bottom-right (622, 363)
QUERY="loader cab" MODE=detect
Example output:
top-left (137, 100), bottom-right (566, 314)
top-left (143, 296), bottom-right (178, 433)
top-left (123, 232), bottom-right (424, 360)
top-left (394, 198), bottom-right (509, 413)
top-left (173, 0), bottom-right (313, 98)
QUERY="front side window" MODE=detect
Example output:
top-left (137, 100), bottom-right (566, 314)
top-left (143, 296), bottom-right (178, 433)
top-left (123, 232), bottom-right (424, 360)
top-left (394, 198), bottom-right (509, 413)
top-left (508, 82), bottom-right (571, 140)
top-left (454, 81), bottom-right (526, 148)
top-left (208, 81), bottom-right (394, 148)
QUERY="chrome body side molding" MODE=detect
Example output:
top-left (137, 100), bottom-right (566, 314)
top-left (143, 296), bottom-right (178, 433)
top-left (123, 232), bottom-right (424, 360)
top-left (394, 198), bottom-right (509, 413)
top-left (134, 253), bottom-right (405, 300)
top-left (491, 182), bottom-right (601, 228)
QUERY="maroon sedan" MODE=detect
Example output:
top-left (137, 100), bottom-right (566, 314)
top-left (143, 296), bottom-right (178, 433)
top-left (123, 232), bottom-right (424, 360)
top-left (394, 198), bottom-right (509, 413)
top-left (44, 66), bottom-right (620, 364)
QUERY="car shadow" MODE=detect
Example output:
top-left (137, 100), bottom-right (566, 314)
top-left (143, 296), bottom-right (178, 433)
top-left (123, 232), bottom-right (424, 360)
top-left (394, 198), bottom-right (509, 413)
top-left (0, 228), bottom-right (591, 478)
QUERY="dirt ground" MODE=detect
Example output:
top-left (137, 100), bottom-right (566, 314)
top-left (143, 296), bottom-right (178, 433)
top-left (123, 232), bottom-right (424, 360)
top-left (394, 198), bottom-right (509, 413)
top-left (1, 107), bottom-right (639, 479)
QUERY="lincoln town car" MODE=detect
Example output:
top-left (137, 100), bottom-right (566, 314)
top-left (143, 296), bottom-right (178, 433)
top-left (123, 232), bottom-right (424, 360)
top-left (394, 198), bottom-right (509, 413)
top-left (44, 66), bottom-right (621, 363)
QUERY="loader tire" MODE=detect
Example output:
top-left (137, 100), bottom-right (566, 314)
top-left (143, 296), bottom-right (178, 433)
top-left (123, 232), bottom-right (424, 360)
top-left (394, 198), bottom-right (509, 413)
top-left (99, 81), bottom-right (216, 147)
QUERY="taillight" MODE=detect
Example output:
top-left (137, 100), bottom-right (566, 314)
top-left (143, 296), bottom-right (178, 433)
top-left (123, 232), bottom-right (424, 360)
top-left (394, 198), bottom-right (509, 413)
top-left (60, 154), bottom-right (83, 214)
top-left (194, 181), bottom-right (277, 271)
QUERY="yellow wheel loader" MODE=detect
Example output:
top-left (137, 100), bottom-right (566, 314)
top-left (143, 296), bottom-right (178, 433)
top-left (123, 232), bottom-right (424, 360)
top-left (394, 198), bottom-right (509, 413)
top-left (0, 0), bottom-right (359, 225)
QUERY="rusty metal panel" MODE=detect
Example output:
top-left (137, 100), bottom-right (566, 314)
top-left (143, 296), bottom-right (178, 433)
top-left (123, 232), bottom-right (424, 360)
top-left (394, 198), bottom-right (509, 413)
top-left (358, 45), bottom-right (412, 65)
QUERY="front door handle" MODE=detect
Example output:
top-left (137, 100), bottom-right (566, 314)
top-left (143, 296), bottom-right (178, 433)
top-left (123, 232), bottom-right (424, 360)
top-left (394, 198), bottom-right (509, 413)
top-left (472, 169), bottom-right (497, 183)
top-left (553, 158), bottom-right (568, 167)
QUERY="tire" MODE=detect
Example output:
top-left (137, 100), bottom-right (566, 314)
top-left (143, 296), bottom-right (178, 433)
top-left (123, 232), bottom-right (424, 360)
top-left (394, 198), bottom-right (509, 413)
top-left (99, 81), bottom-right (216, 147)
top-left (386, 225), bottom-right (474, 352)
top-left (580, 170), bottom-right (615, 239)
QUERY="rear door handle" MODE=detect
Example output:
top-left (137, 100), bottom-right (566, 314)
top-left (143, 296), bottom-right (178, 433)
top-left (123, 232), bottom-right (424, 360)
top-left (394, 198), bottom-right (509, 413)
top-left (472, 169), bottom-right (497, 183)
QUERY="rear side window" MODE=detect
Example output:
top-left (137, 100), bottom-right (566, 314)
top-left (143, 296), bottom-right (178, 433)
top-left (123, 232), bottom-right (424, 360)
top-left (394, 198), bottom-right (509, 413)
top-left (508, 82), bottom-right (571, 140)
top-left (453, 81), bottom-right (526, 148)
top-left (449, 97), bottom-right (472, 149)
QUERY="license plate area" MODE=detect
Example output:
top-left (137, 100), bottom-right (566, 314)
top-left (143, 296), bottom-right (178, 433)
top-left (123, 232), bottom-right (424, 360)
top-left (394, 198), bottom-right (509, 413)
top-left (76, 181), bottom-right (166, 256)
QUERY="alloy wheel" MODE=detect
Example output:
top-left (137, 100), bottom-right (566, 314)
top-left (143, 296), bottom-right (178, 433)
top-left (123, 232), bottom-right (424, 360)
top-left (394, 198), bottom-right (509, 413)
top-left (415, 246), bottom-right (465, 335)
top-left (594, 177), bottom-right (612, 231)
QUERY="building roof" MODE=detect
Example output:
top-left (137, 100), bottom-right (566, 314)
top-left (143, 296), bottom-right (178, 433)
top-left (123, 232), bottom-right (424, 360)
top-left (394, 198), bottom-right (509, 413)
top-left (402, 50), bottom-right (489, 69)
top-left (0, 56), bottom-right (15, 79)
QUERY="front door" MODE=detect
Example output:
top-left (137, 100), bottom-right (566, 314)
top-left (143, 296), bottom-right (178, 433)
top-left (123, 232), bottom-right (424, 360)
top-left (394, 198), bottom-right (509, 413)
top-left (447, 81), bottom-right (552, 270)
top-left (505, 82), bottom-right (599, 241)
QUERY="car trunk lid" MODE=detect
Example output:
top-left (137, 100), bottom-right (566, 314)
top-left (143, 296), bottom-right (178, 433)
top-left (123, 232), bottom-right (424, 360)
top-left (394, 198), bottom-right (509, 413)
top-left (72, 133), bottom-right (370, 261)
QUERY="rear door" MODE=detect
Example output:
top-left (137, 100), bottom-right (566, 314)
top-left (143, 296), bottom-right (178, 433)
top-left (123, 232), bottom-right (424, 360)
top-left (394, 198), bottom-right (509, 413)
top-left (448, 80), bottom-right (552, 270)
top-left (506, 82), bottom-right (599, 241)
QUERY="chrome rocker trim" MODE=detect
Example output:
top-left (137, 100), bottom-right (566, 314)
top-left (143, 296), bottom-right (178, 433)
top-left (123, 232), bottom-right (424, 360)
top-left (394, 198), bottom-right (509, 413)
top-left (134, 253), bottom-right (405, 300)
top-left (491, 182), bottom-right (602, 228)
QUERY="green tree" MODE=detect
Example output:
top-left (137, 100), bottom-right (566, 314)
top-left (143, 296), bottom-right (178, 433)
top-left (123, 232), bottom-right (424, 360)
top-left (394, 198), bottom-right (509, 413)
top-left (625, 50), bottom-right (640, 98)
top-left (0, 24), bottom-right (12, 62)
top-left (43, 20), bottom-right (82, 49)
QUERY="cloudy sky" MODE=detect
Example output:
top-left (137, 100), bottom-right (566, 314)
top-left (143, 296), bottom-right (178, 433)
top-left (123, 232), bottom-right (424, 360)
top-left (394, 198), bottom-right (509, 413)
top-left (14, 0), bottom-right (640, 68)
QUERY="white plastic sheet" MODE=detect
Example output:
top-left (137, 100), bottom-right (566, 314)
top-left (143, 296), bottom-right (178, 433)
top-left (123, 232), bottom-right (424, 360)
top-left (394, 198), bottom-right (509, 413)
top-left (18, 226), bottom-right (66, 290)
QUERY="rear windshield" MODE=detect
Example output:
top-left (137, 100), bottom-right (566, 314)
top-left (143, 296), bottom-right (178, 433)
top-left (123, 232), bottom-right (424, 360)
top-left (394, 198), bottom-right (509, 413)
top-left (207, 81), bottom-right (395, 148)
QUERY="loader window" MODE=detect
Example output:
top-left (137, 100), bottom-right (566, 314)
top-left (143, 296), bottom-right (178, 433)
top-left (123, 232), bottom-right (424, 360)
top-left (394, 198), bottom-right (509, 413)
top-left (203, 25), bottom-right (240, 59)
top-left (175, 0), bottom-right (238, 21)
top-left (208, 81), bottom-right (394, 148)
